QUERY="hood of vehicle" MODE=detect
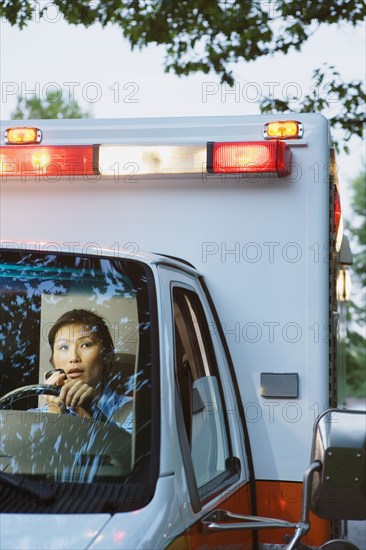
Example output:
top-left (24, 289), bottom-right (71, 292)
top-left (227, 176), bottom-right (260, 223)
top-left (1, 475), bottom-right (186, 550)
top-left (0, 513), bottom-right (111, 550)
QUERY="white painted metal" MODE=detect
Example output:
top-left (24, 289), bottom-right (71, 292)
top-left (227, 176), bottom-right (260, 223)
top-left (89, 477), bottom-right (187, 549)
top-left (0, 114), bottom-right (315, 145)
top-left (0, 514), bottom-right (111, 549)
top-left (0, 113), bottom-right (331, 484)
top-left (0, 478), bottom-right (187, 550)
top-left (0, 112), bottom-right (333, 550)
top-left (156, 264), bottom-right (250, 533)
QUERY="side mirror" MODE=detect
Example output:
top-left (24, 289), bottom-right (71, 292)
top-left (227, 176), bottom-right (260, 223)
top-left (310, 409), bottom-right (366, 520)
top-left (285, 409), bottom-right (365, 550)
top-left (200, 409), bottom-right (365, 550)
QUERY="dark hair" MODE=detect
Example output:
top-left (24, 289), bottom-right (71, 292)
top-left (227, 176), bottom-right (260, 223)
top-left (48, 309), bottom-right (114, 364)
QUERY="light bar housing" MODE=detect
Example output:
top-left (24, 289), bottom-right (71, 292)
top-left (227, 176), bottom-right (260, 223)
top-left (1, 141), bottom-right (292, 178)
top-left (207, 141), bottom-right (292, 177)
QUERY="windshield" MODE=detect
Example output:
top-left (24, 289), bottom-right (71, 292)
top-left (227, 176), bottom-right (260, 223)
top-left (0, 249), bottom-right (158, 513)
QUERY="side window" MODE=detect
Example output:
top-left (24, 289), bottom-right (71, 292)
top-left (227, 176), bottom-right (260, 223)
top-left (173, 287), bottom-right (230, 489)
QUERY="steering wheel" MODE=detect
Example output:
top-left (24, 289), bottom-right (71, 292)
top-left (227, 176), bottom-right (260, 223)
top-left (0, 384), bottom-right (108, 423)
top-left (0, 384), bottom-right (61, 409)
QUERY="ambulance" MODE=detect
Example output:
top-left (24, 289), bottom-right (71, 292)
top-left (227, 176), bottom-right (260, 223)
top-left (0, 114), bottom-right (364, 550)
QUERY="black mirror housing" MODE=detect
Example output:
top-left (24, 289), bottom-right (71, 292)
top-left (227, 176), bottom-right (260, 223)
top-left (310, 409), bottom-right (366, 520)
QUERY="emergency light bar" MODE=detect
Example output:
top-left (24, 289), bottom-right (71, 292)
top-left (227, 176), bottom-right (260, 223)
top-left (0, 140), bottom-right (291, 177)
top-left (207, 141), bottom-right (291, 177)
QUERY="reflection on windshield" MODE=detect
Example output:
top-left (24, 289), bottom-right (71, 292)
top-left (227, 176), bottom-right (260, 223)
top-left (0, 251), bottom-right (156, 506)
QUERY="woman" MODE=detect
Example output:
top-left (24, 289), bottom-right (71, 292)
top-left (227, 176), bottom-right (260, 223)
top-left (45, 309), bottom-right (132, 427)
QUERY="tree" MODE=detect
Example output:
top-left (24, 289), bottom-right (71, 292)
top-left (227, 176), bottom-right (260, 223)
top-left (2, 1), bottom-right (364, 148)
top-left (348, 171), bottom-right (366, 290)
top-left (260, 64), bottom-right (365, 154)
top-left (346, 331), bottom-right (366, 398)
top-left (1, 1), bottom-right (365, 80)
top-left (11, 90), bottom-right (92, 119)
top-left (345, 170), bottom-right (366, 398)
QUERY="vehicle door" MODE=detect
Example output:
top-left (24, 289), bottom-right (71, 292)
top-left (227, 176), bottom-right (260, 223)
top-left (158, 265), bottom-right (255, 550)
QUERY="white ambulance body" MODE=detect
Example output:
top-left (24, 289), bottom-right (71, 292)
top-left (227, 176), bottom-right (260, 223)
top-left (0, 114), bottom-right (362, 549)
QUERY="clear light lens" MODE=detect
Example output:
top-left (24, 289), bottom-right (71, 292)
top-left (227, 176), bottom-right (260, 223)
top-left (99, 145), bottom-right (207, 176)
top-left (337, 268), bottom-right (352, 301)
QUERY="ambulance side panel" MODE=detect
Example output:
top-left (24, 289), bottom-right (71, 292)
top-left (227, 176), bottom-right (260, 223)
top-left (0, 113), bottom-right (331, 484)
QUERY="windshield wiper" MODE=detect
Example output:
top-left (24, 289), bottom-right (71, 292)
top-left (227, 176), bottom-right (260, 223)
top-left (0, 470), bottom-right (57, 502)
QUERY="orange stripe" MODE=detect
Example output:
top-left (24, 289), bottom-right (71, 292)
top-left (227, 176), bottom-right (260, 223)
top-left (255, 480), bottom-right (329, 546)
top-left (168, 482), bottom-right (253, 549)
top-left (167, 480), bottom-right (329, 548)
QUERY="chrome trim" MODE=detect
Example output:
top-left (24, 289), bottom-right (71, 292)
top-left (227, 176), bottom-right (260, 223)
top-left (201, 509), bottom-right (297, 534)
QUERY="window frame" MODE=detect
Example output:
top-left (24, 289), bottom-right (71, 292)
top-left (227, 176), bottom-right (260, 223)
top-left (0, 248), bottom-right (161, 512)
top-left (171, 281), bottom-right (240, 503)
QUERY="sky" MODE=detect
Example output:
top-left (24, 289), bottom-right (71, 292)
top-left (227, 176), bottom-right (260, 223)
top-left (0, 5), bottom-right (365, 216)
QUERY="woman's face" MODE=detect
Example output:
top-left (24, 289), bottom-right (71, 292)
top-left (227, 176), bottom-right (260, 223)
top-left (52, 323), bottom-right (104, 389)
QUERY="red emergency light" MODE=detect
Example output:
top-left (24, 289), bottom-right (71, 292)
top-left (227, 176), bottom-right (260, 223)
top-left (0, 145), bottom-right (98, 177)
top-left (207, 140), bottom-right (292, 177)
top-left (334, 185), bottom-right (341, 237)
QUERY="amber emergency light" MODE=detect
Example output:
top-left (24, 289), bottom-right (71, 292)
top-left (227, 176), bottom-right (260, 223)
top-left (5, 127), bottom-right (42, 145)
top-left (264, 121), bottom-right (303, 139)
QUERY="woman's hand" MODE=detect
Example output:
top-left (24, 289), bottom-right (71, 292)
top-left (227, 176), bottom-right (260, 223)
top-left (44, 371), bottom-right (94, 414)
